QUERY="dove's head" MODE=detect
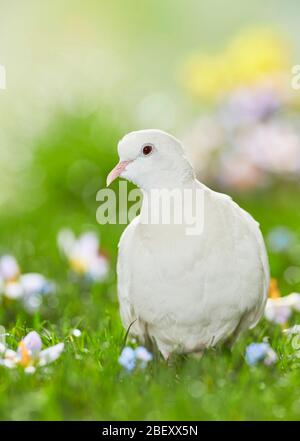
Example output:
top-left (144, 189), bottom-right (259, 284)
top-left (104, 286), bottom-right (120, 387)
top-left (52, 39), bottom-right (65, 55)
top-left (106, 129), bottom-right (194, 190)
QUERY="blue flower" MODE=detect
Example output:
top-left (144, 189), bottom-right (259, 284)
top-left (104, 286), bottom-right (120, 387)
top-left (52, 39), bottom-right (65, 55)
top-left (118, 346), bottom-right (153, 372)
top-left (118, 347), bottom-right (136, 372)
top-left (135, 346), bottom-right (153, 368)
top-left (267, 227), bottom-right (295, 253)
top-left (245, 342), bottom-right (277, 366)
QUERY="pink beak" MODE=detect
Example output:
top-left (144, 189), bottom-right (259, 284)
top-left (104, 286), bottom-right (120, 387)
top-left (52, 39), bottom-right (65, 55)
top-left (106, 160), bottom-right (131, 186)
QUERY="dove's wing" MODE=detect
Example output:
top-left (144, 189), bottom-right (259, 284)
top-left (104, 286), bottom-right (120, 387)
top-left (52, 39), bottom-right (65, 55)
top-left (235, 203), bottom-right (269, 329)
top-left (117, 216), bottom-right (148, 340)
top-left (207, 190), bottom-right (269, 337)
top-left (117, 218), bottom-right (137, 330)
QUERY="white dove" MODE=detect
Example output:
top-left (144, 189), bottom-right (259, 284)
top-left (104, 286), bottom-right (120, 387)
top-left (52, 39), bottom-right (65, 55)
top-left (107, 129), bottom-right (269, 358)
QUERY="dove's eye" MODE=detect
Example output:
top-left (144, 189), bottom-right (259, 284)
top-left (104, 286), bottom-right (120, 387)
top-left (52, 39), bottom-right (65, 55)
top-left (142, 145), bottom-right (153, 156)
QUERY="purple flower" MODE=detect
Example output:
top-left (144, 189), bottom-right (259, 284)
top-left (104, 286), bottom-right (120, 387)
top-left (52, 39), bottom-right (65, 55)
top-left (220, 86), bottom-right (281, 129)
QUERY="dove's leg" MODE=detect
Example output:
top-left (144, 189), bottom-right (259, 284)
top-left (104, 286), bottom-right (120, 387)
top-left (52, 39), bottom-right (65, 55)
top-left (190, 352), bottom-right (204, 360)
top-left (154, 339), bottom-right (171, 360)
top-left (160, 348), bottom-right (170, 360)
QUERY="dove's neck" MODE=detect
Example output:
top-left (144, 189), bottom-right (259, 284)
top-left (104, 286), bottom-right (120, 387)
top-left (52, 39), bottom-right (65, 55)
top-left (139, 157), bottom-right (195, 192)
top-left (139, 176), bottom-right (205, 231)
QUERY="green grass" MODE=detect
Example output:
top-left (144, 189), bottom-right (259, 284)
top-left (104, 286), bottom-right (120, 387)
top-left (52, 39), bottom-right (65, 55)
top-left (1, 113), bottom-right (300, 420)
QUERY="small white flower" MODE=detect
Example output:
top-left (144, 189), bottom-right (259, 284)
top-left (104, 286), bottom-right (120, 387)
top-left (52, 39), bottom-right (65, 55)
top-left (4, 281), bottom-right (24, 299)
top-left (0, 358), bottom-right (16, 369)
top-left (288, 293), bottom-right (300, 312)
top-left (283, 325), bottom-right (300, 356)
top-left (20, 273), bottom-right (54, 296)
top-left (0, 331), bottom-right (64, 372)
top-left (21, 273), bottom-right (55, 313)
top-left (72, 329), bottom-right (81, 338)
top-left (0, 255), bottom-right (20, 281)
top-left (24, 366), bottom-right (36, 374)
top-left (264, 300), bottom-right (292, 325)
top-left (38, 343), bottom-right (64, 367)
top-left (283, 325), bottom-right (300, 336)
top-left (264, 293), bottom-right (300, 324)
top-left (0, 256), bottom-right (54, 312)
top-left (57, 229), bottom-right (109, 282)
top-left (5, 349), bottom-right (17, 360)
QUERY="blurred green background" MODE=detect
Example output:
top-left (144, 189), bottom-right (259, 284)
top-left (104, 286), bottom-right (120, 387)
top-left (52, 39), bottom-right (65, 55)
top-left (1, 0), bottom-right (300, 421)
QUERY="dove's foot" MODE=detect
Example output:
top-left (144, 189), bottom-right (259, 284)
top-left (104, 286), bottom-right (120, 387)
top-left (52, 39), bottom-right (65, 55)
top-left (160, 349), bottom-right (170, 361)
top-left (190, 351), bottom-right (204, 360)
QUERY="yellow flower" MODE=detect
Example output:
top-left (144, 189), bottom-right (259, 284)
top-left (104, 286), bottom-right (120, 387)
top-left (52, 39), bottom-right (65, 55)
top-left (70, 258), bottom-right (88, 274)
top-left (183, 28), bottom-right (290, 102)
top-left (268, 278), bottom-right (281, 299)
top-left (18, 341), bottom-right (31, 367)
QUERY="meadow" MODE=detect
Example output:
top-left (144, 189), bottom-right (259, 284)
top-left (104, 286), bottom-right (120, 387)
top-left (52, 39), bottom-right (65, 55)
top-left (0, 111), bottom-right (300, 420)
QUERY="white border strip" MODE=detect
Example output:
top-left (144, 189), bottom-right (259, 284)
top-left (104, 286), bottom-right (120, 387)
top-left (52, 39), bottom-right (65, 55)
top-left (0, 65), bottom-right (6, 90)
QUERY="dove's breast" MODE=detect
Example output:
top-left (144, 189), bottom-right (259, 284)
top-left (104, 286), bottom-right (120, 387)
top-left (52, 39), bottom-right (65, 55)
top-left (117, 188), bottom-right (269, 354)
